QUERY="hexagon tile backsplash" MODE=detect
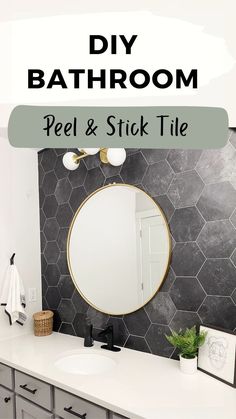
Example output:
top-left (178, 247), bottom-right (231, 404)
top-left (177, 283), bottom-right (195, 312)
top-left (38, 130), bottom-right (236, 359)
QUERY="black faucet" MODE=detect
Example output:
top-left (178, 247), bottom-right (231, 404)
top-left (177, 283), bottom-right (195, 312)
top-left (84, 318), bottom-right (94, 347)
top-left (98, 325), bottom-right (121, 352)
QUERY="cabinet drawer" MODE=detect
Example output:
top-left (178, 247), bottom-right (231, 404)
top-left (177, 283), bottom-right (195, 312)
top-left (55, 388), bottom-right (108, 419)
top-left (15, 370), bottom-right (52, 411)
top-left (16, 396), bottom-right (53, 419)
top-left (0, 363), bottom-right (13, 390)
top-left (0, 386), bottom-right (14, 419)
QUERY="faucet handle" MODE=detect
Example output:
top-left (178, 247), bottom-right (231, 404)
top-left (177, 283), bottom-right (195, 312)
top-left (98, 325), bottom-right (113, 337)
top-left (99, 325), bottom-right (121, 352)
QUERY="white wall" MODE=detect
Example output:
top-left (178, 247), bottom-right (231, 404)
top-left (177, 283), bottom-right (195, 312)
top-left (0, 137), bottom-right (42, 340)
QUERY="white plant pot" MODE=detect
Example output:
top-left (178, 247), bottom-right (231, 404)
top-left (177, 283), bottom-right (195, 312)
top-left (179, 355), bottom-right (197, 374)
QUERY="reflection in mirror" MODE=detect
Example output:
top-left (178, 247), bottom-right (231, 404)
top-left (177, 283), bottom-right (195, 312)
top-left (68, 184), bottom-right (171, 315)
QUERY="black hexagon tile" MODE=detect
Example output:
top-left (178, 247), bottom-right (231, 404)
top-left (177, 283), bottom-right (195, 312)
top-left (55, 178), bottom-right (72, 204)
top-left (42, 171), bottom-right (57, 196)
top-left (198, 259), bottom-right (236, 296)
top-left (45, 264), bottom-right (60, 286)
top-left (87, 306), bottom-right (109, 329)
top-left (68, 159), bottom-right (87, 188)
top-left (69, 186), bottom-right (87, 213)
top-left (54, 156), bottom-right (69, 180)
top-left (142, 161), bottom-right (174, 196)
top-left (84, 167), bottom-right (105, 194)
top-left (125, 336), bottom-right (151, 353)
top-left (45, 287), bottom-right (60, 309)
top-left (142, 149), bottom-right (169, 164)
top-left (43, 195), bottom-right (58, 218)
top-left (196, 143), bottom-right (236, 184)
top-left (38, 139), bottom-right (236, 358)
top-left (167, 150), bottom-right (202, 173)
top-left (38, 164), bottom-right (45, 187)
top-left (160, 267), bottom-right (175, 292)
top-left (170, 277), bottom-right (205, 311)
top-left (145, 324), bottom-right (173, 357)
top-left (153, 195), bottom-right (174, 222)
top-left (120, 152), bottom-right (148, 185)
top-left (41, 149), bottom-right (57, 173)
top-left (83, 154), bottom-right (101, 170)
top-left (57, 252), bottom-right (70, 275)
top-left (197, 181), bottom-right (236, 221)
top-left (57, 228), bottom-right (69, 252)
top-left (124, 308), bottom-right (150, 336)
top-left (197, 220), bottom-right (236, 258)
top-left (168, 170), bottom-right (204, 208)
top-left (58, 275), bottom-right (75, 298)
top-left (230, 210), bottom-right (236, 228)
top-left (44, 241), bottom-right (60, 264)
top-left (56, 203), bottom-right (73, 228)
top-left (59, 323), bottom-right (76, 336)
top-left (230, 249), bottom-right (236, 267)
top-left (43, 218), bottom-right (59, 242)
top-left (171, 242), bottom-right (205, 276)
top-left (40, 231), bottom-right (46, 253)
top-left (198, 296), bottom-right (236, 330)
top-left (101, 162), bottom-right (121, 178)
top-left (232, 289), bottom-right (236, 304)
top-left (72, 290), bottom-right (89, 314)
top-left (73, 313), bottom-right (87, 337)
top-left (145, 292), bottom-right (176, 325)
top-left (58, 299), bottom-right (76, 323)
top-left (170, 207), bottom-right (204, 242)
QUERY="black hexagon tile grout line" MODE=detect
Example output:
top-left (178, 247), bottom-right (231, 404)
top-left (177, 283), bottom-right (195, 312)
top-left (39, 137), bottom-right (236, 358)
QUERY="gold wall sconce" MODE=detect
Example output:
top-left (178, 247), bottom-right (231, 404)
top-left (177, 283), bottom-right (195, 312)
top-left (63, 148), bottom-right (126, 170)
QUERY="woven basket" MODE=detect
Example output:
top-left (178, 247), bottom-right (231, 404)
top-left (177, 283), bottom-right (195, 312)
top-left (33, 310), bottom-right (54, 336)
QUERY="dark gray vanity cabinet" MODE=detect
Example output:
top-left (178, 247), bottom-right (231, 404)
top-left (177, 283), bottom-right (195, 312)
top-left (55, 387), bottom-right (108, 419)
top-left (0, 363), bottom-right (15, 419)
top-left (0, 363), bottom-right (129, 419)
top-left (15, 370), bottom-right (53, 411)
top-left (16, 396), bottom-right (53, 419)
top-left (0, 386), bottom-right (14, 419)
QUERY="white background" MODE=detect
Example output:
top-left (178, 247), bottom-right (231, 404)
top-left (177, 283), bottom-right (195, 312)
top-left (0, 0), bottom-right (235, 127)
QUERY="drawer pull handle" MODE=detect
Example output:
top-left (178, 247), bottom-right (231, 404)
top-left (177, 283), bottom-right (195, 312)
top-left (20, 384), bottom-right (37, 394)
top-left (4, 397), bottom-right (11, 403)
top-left (64, 406), bottom-right (87, 418)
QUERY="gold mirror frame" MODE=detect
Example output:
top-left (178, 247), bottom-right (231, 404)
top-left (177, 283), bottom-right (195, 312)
top-left (67, 183), bottom-right (172, 315)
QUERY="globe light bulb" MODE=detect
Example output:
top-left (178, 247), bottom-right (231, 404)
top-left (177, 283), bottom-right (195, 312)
top-left (106, 148), bottom-right (126, 166)
top-left (62, 152), bottom-right (79, 170)
top-left (78, 148), bottom-right (100, 155)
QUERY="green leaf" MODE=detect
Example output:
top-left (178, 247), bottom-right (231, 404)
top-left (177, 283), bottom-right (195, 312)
top-left (165, 326), bottom-right (207, 358)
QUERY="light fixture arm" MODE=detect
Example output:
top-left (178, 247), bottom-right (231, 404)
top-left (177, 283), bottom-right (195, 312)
top-left (99, 148), bottom-right (109, 164)
top-left (74, 151), bottom-right (89, 164)
top-left (74, 148), bottom-right (108, 164)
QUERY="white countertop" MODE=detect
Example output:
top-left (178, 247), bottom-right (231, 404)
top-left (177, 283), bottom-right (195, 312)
top-left (0, 332), bottom-right (235, 419)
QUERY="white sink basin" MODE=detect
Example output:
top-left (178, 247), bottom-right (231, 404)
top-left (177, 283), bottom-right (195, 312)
top-left (55, 351), bottom-right (117, 375)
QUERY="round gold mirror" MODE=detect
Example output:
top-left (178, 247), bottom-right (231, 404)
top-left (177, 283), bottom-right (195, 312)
top-left (67, 184), bottom-right (171, 315)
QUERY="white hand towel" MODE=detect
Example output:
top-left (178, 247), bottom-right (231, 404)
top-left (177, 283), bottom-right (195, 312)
top-left (0, 265), bottom-right (27, 325)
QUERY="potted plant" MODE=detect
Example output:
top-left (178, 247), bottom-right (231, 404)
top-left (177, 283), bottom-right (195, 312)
top-left (166, 326), bottom-right (207, 374)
